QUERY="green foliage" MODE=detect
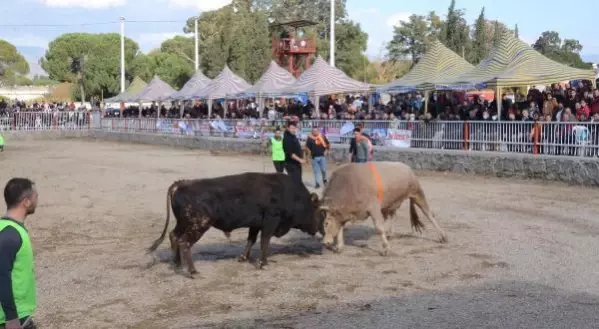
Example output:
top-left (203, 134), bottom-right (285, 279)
top-left (387, 0), bottom-right (589, 72)
top-left (387, 14), bottom-right (433, 63)
top-left (317, 20), bottom-right (369, 78)
top-left (40, 33), bottom-right (140, 99)
top-left (533, 31), bottom-right (591, 69)
top-left (0, 39), bottom-right (30, 86)
top-left (470, 7), bottom-right (487, 64)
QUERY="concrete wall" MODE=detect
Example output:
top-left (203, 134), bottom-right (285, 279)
top-left (85, 130), bottom-right (599, 187)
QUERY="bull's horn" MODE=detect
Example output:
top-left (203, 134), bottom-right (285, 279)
top-left (319, 205), bottom-right (330, 211)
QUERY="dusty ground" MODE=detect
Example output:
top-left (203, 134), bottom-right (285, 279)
top-left (1, 139), bottom-right (599, 329)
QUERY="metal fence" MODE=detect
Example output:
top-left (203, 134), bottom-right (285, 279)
top-left (1, 113), bottom-right (598, 158)
top-left (0, 111), bottom-right (100, 131)
top-left (98, 117), bottom-right (599, 157)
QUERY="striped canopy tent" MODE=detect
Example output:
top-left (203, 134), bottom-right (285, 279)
top-left (378, 40), bottom-right (474, 93)
top-left (129, 76), bottom-right (176, 102)
top-left (169, 70), bottom-right (212, 100)
top-left (277, 56), bottom-right (371, 97)
top-left (435, 31), bottom-right (596, 91)
top-left (104, 76), bottom-right (147, 103)
top-left (189, 65), bottom-right (252, 117)
top-left (232, 60), bottom-right (296, 98)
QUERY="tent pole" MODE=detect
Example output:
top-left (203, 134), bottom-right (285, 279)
top-left (208, 99), bottom-right (212, 118)
top-left (496, 86), bottom-right (502, 121)
top-left (424, 90), bottom-right (430, 114)
top-left (314, 95), bottom-right (320, 118)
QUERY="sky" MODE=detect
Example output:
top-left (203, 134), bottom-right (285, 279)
top-left (2, 0), bottom-right (598, 77)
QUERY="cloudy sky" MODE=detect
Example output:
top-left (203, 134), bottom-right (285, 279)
top-left (2, 0), bottom-right (598, 77)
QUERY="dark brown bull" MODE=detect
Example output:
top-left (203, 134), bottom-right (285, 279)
top-left (147, 173), bottom-right (325, 277)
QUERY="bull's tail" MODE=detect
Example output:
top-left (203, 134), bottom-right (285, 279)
top-left (409, 197), bottom-right (426, 234)
top-left (410, 185), bottom-right (448, 244)
top-left (147, 182), bottom-right (179, 253)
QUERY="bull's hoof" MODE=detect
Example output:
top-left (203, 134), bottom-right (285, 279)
top-left (439, 235), bottom-right (448, 244)
top-left (237, 255), bottom-right (249, 262)
top-left (379, 249), bottom-right (389, 257)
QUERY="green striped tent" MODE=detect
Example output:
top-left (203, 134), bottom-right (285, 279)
top-left (379, 40), bottom-right (474, 93)
top-left (436, 31), bottom-right (595, 90)
top-left (104, 76), bottom-right (147, 103)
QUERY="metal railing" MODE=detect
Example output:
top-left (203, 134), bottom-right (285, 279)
top-left (0, 111), bottom-right (99, 131)
top-left (2, 113), bottom-right (598, 158)
top-left (98, 117), bottom-right (599, 157)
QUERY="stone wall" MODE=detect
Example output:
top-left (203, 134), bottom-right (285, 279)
top-left (2, 129), bottom-right (89, 141)
top-left (86, 130), bottom-right (599, 187)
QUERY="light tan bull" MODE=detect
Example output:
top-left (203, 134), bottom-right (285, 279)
top-left (320, 161), bottom-right (447, 255)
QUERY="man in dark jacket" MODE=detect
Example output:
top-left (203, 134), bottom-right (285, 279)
top-left (282, 122), bottom-right (306, 186)
top-left (348, 124), bottom-right (371, 162)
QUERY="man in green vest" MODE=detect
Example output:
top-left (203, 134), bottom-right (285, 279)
top-left (265, 127), bottom-right (286, 173)
top-left (1, 178), bottom-right (38, 329)
top-left (0, 133), bottom-right (4, 152)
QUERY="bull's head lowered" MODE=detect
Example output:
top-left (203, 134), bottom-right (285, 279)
top-left (294, 193), bottom-right (326, 237)
top-left (318, 204), bottom-right (342, 251)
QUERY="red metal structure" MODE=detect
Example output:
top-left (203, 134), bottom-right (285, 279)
top-left (271, 20), bottom-right (318, 78)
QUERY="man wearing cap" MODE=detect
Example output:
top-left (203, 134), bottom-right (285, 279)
top-left (282, 122), bottom-right (306, 186)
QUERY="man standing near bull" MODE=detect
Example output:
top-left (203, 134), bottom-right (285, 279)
top-left (0, 178), bottom-right (38, 329)
top-left (305, 127), bottom-right (329, 188)
top-left (282, 121), bottom-right (306, 186)
top-left (264, 127), bottom-right (286, 173)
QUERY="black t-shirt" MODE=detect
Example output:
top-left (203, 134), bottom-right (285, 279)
top-left (283, 130), bottom-right (302, 165)
top-left (0, 218), bottom-right (24, 321)
top-left (305, 135), bottom-right (329, 158)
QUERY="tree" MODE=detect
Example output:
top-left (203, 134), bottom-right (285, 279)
top-left (532, 31), bottom-right (591, 69)
top-left (514, 24), bottom-right (519, 39)
top-left (440, 0), bottom-right (471, 59)
top-left (182, 2), bottom-right (271, 82)
top-left (317, 20), bottom-right (369, 78)
top-left (470, 7), bottom-right (488, 64)
top-left (0, 40), bottom-right (30, 86)
top-left (41, 33), bottom-right (140, 99)
top-left (387, 15), bottom-right (431, 63)
top-left (160, 36), bottom-right (195, 65)
top-left (360, 60), bottom-right (412, 84)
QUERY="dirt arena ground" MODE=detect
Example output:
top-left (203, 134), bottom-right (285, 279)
top-left (2, 139), bottom-right (599, 329)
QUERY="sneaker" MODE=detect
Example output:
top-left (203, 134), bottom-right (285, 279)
top-left (323, 179), bottom-right (327, 185)
top-left (315, 184), bottom-right (321, 189)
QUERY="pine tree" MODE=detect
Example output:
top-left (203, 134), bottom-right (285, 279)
top-left (493, 20), bottom-right (503, 46)
top-left (471, 7), bottom-right (488, 64)
top-left (514, 24), bottom-right (519, 39)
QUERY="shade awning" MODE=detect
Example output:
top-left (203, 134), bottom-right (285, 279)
top-left (436, 31), bottom-right (596, 90)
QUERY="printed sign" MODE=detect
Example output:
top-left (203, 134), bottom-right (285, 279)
top-left (386, 129), bottom-right (411, 148)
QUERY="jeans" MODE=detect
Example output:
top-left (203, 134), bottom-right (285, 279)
top-left (311, 156), bottom-right (328, 185)
top-left (355, 158), bottom-right (368, 163)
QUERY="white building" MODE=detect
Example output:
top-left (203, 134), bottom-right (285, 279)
top-left (0, 86), bottom-right (51, 101)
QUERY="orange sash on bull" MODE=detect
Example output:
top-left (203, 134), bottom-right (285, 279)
top-left (368, 162), bottom-right (384, 204)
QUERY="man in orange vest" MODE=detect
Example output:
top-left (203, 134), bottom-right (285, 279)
top-left (305, 127), bottom-right (330, 188)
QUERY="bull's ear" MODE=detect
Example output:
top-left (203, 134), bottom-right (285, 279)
top-left (310, 192), bottom-right (320, 205)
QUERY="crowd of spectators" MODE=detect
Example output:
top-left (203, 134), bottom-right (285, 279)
top-left (110, 80), bottom-right (599, 125)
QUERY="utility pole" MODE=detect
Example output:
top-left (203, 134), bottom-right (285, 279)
top-left (194, 16), bottom-right (199, 71)
top-left (120, 17), bottom-right (125, 93)
top-left (330, 0), bottom-right (335, 67)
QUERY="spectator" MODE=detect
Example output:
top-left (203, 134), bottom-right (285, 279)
top-left (305, 127), bottom-right (329, 188)
top-left (282, 122), bottom-right (305, 187)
